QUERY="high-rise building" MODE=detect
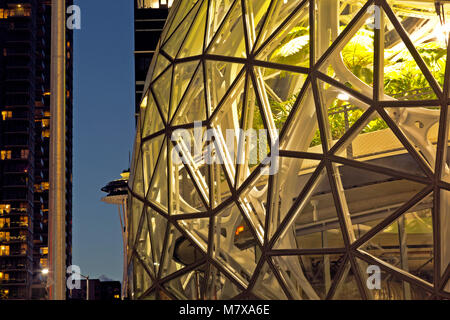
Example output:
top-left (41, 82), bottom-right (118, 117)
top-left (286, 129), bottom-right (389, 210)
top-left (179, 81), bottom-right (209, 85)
top-left (0, 0), bottom-right (73, 300)
top-left (134, 0), bottom-right (172, 123)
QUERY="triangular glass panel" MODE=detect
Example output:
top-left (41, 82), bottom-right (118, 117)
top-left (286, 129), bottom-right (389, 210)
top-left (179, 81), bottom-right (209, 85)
top-left (272, 254), bottom-right (346, 300)
top-left (178, 0), bottom-right (207, 58)
top-left (163, 0), bottom-right (202, 44)
top-left (142, 135), bottom-right (165, 197)
top-left (316, 79), bottom-right (371, 153)
top-left (205, 60), bottom-right (245, 117)
top-left (235, 77), bottom-right (268, 188)
top-left (335, 110), bottom-right (429, 178)
top-left (212, 203), bottom-right (259, 288)
top-left (237, 171), bottom-right (269, 245)
top-left (159, 224), bottom-right (193, 279)
top-left (341, 25), bottom-right (374, 87)
top-left (129, 197), bottom-right (145, 252)
top-left (132, 254), bottom-right (154, 299)
top-left (355, 257), bottom-right (434, 300)
top-left (210, 161), bottom-right (233, 210)
top-left (243, 0), bottom-right (271, 51)
top-left (383, 11), bottom-right (439, 101)
top-left (176, 218), bottom-right (210, 254)
top-left (384, 106), bottom-right (440, 171)
top-left (331, 260), bottom-right (363, 300)
top-left (152, 66), bottom-right (173, 122)
top-left (252, 261), bottom-right (288, 300)
top-left (273, 167), bottom-right (345, 250)
top-left (359, 194), bottom-right (435, 285)
top-left (317, 4), bottom-right (375, 99)
top-left (208, 0), bottom-right (247, 58)
top-left (142, 93), bottom-right (165, 139)
top-left (284, 254), bottom-right (346, 299)
top-left (253, 66), bottom-right (308, 130)
top-left (209, 73), bottom-right (246, 183)
top-left (267, 156), bottom-right (321, 242)
top-left (205, 264), bottom-right (243, 300)
top-left (205, 0), bottom-right (235, 47)
top-left (147, 139), bottom-right (168, 212)
top-left (152, 54), bottom-right (171, 82)
top-left (131, 151), bottom-right (145, 198)
top-left (135, 207), bottom-right (156, 278)
top-left (172, 64), bottom-right (207, 126)
top-left (256, 2), bottom-right (310, 68)
top-left (279, 84), bottom-right (324, 153)
top-left (162, 0), bottom-right (202, 58)
top-left (254, 0), bottom-right (308, 53)
top-left (334, 163), bottom-right (428, 242)
top-left (170, 61), bottom-right (200, 122)
top-left (337, 1), bottom-right (366, 29)
top-left (163, 264), bottom-right (207, 300)
top-left (146, 206), bottom-right (168, 277)
top-left (386, 4), bottom-right (447, 89)
top-left (170, 128), bottom-right (210, 213)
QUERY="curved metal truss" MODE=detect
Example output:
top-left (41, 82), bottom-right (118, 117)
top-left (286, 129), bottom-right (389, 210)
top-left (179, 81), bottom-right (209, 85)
top-left (128, 0), bottom-right (450, 300)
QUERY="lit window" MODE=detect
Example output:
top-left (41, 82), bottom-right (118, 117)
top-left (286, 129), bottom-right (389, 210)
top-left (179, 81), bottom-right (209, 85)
top-left (235, 225), bottom-right (245, 236)
top-left (19, 216), bottom-right (28, 227)
top-left (114, 294), bottom-right (120, 299)
top-left (40, 247), bottom-right (48, 255)
top-left (0, 218), bottom-right (9, 228)
top-left (0, 232), bottom-right (10, 242)
top-left (20, 149), bottom-right (29, 159)
top-left (1, 150), bottom-right (12, 160)
top-left (40, 258), bottom-right (48, 268)
top-left (0, 245), bottom-right (10, 256)
top-left (8, 4), bottom-right (31, 17)
top-left (42, 129), bottom-right (50, 138)
top-left (1, 111), bottom-right (12, 121)
top-left (0, 205), bottom-right (11, 215)
top-left (0, 9), bottom-right (8, 19)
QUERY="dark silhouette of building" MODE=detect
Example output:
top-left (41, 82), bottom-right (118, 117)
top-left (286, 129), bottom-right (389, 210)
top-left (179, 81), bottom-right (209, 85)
top-left (134, 0), bottom-right (171, 122)
top-left (70, 279), bottom-right (121, 301)
top-left (0, 0), bottom-right (73, 300)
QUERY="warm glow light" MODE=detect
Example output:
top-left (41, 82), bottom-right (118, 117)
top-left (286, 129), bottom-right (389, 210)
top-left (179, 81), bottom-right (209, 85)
top-left (42, 268), bottom-right (49, 275)
top-left (140, 95), bottom-right (149, 109)
top-left (433, 22), bottom-right (450, 45)
top-left (235, 226), bottom-right (245, 236)
top-left (337, 93), bottom-right (350, 101)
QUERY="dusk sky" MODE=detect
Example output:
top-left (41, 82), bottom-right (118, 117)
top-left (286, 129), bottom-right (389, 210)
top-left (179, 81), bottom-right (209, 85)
top-left (72, 0), bottom-right (136, 281)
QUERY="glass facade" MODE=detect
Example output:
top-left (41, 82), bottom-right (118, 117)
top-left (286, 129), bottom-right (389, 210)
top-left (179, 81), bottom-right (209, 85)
top-left (128, 0), bottom-right (450, 300)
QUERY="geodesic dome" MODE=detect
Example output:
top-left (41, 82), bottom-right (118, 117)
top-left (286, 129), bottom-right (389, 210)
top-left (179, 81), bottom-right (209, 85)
top-left (128, 0), bottom-right (450, 300)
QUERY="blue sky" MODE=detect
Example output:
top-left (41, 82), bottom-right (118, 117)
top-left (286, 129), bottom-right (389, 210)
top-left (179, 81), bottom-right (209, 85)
top-left (72, 0), bottom-right (136, 281)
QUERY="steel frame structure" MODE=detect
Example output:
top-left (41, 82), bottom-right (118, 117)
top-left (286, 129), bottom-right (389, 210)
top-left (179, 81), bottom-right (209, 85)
top-left (128, 0), bottom-right (450, 300)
